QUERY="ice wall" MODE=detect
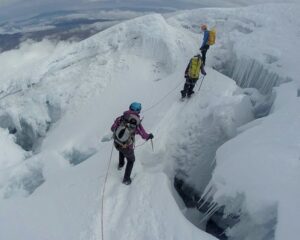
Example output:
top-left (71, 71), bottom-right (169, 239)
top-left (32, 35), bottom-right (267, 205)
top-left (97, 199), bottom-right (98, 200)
top-left (167, 4), bottom-right (300, 239)
top-left (215, 54), bottom-right (291, 95)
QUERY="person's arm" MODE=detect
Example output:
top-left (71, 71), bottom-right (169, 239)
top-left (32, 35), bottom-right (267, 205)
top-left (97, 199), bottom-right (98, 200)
top-left (136, 124), bottom-right (151, 140)
top-left (185, 61), bottom-right (191, 77)
top-left (200, 30), bottom-right (209, 49)
top-left (111, 116), bottom-right (122, 132)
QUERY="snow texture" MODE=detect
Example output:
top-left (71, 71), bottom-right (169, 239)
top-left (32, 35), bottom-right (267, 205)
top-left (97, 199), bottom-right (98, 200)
top-left (0, 3), bottom-right (300, 240)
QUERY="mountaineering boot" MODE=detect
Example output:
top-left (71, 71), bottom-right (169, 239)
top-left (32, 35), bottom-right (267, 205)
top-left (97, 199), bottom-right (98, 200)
top-left (118, 162), bottom-right (125, 170)
top-left (122, 178), bottom-right (132, 185)
top-left (187, 90), bottom-right (195, 98)
top-left (181, 90), bottom-right (186, 99)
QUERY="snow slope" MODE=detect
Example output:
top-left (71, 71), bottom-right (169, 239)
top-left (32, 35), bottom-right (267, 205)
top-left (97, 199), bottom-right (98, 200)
top-left (0, 13), bottom-right (226, 240)
top-left (0, 3), bottom-right (299, 240)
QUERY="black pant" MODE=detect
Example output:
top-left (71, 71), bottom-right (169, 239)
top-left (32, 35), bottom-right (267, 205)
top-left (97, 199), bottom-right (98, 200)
top-left (181, 78), bottom-right (197, 97)
top-left (115, 143), bottom-right (135, 181)
top-left (200, 44), bottom-right (210, 66)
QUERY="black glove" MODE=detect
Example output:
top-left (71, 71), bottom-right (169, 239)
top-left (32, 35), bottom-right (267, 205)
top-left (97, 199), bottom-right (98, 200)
top-left (200, 47), bottom-right (204, 51)
top-left (147, 133), bottom-right (154, 140)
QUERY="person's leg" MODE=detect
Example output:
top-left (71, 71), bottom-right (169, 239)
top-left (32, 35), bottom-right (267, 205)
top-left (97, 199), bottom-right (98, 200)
top-left (114, 143), bottom-right (125, 170)
top-left (201, 45), bottom-right (209, 66)
top-left (201, 49), bottom-right (207, 66)
top-left (187, 79), bottom-right (197, 96)
top-left (181, 78), bottom-right (191, 98)
top-left (118, 151), bottom-right (125, 169)
top-left (181, 78), bottom-right (189, 98)
top-left (122, 148), bottom-right (136, 183)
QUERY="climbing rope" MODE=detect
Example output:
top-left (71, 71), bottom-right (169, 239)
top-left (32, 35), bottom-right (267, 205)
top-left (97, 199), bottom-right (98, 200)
top-left (0, 89), bottom-right (22, 101)
top-left (100, 140), bottom-right (149, 240)
top-left (101, 143), bottom-right (114, 240)
top-left (134, 140), bottom-right (148, 149)
top-left (142, 81), bottom-right (183, 113)
top-left (99, 74), bottom-right (206, 239)
top-left (142, 74), bottom-right (206, 114)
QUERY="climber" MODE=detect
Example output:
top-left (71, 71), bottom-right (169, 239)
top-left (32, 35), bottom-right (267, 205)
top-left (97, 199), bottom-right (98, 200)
top-left (111, 102), bottom-right (154, 185)
top-left (200, 24), bottom-right (210, 66)
top-left (181, 54), bottom-right (206, 99)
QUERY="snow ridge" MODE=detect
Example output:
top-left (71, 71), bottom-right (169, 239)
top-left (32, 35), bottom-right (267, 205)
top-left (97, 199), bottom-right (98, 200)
top-left (0, 3), bottom-right (300, 240)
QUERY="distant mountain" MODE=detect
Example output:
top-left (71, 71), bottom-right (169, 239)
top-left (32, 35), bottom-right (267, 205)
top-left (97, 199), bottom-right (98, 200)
top-left (0, 9), bottom-right (149, 52)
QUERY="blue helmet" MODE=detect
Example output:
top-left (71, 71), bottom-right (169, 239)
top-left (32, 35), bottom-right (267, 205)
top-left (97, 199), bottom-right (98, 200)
top-left (129, 102), bottom-right (142, 113)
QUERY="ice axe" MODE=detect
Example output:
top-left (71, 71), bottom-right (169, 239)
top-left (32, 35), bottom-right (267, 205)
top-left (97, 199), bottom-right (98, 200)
top-left (197, 75), bottom-right (206, 92)
top-left (150, 139), bottom-right (154, 152)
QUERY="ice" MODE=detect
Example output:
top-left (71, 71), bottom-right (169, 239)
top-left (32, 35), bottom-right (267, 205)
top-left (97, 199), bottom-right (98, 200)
top-left (167, 4), bottom-right (299, 94)
top-left (236, 88), bottom-right (275, 118)
top-left (2, 158), bottom-right (45, 198)
top-left (62, 147), bottom-right (97, 166)
top-left (0, 128), bottom-right (44, 198)
top-left (204, 81), bottom-right (300, 239)
top-left (0, 13), bottom-right (218, 240)
top-left (0, 128), bottom-right (27, 170)
top-left (0, 3), bottom-right (299, 240)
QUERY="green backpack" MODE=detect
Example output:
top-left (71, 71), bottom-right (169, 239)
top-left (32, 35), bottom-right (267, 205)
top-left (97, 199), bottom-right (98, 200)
top-left (208, 28), bottom-right (216, 45)
top-left (188, 56), bottom-right (202, 79)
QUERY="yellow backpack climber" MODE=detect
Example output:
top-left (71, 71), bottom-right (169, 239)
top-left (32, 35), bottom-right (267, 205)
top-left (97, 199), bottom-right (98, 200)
top-left (188, 56), bottom-right (202, 79)
top-left (208, 27), bottom-right (216, 45)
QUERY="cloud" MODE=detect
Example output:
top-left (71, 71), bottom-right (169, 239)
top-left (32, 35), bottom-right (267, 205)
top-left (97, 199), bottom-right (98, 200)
top-left (2, 0), bottom-right (291, 22)
top-left (0, 0), bottom-right (18, 7)
top-left (0, 0), bottom-right (83, 21)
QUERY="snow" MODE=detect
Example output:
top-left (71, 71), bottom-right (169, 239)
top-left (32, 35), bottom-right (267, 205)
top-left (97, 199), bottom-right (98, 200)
top-left (0, 13), bottom-right (218, 240)
top-left (167, 3), bottom-right (300, 93)
top-left (0, 128), bottom-right (27, 170)
top-left (165, 4), bottom-right (300, 240)
top-left (207, 80), bottom-right (300, 239)
top-left (0, 2), bottom-right (299, 240)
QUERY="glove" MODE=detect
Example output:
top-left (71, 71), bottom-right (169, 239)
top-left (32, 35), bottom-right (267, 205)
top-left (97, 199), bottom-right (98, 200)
top-left (147, 133), bottom-right (154, 140)
top-left (200, 47), bottom-right (204, 51)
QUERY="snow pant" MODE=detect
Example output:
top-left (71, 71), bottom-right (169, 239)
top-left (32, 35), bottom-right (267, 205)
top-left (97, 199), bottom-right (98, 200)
top-left (115, 143), bottom-right (135, 181)
top-left (181, 78), bottom-right (198, 97)
top-left (200, 44), bottom-right (210, 66)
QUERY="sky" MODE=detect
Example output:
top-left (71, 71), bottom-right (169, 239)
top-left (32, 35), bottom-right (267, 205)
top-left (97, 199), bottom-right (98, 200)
top-left (0, 0), bottom-right (298, 23)
top-left (0, 0), bottom-right (240, 22)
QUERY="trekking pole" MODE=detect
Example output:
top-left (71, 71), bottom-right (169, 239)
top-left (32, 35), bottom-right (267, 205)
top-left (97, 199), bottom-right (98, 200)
top-left (197, 75), bottom-right (206, 92)
top-left (150, 139), bottom-right (154, 152)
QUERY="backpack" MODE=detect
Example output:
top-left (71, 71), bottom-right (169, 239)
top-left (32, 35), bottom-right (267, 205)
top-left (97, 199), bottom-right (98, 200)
top-left (208, 28), bottom-right (216, 45)
top-left (113, 113), bottom-right (141, 147)
top-left (188, 56), bottom-right (202, 80)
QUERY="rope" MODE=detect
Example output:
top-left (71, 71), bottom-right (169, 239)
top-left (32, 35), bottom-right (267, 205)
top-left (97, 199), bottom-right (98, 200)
top-left (101, 143), bottom-right (114, 240)
top-left (142, 81), bottom-right (183, 113)
top-left (99, 140), bottom-right (149, 240)
top-left (142, 74), bottom-right (206, 114)
top-left (0, 89), bottom-right (22, 101)
top-left (134, 141), bottom-right (148, 149)
top-left (99, 74), bottom-right (205, 238)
